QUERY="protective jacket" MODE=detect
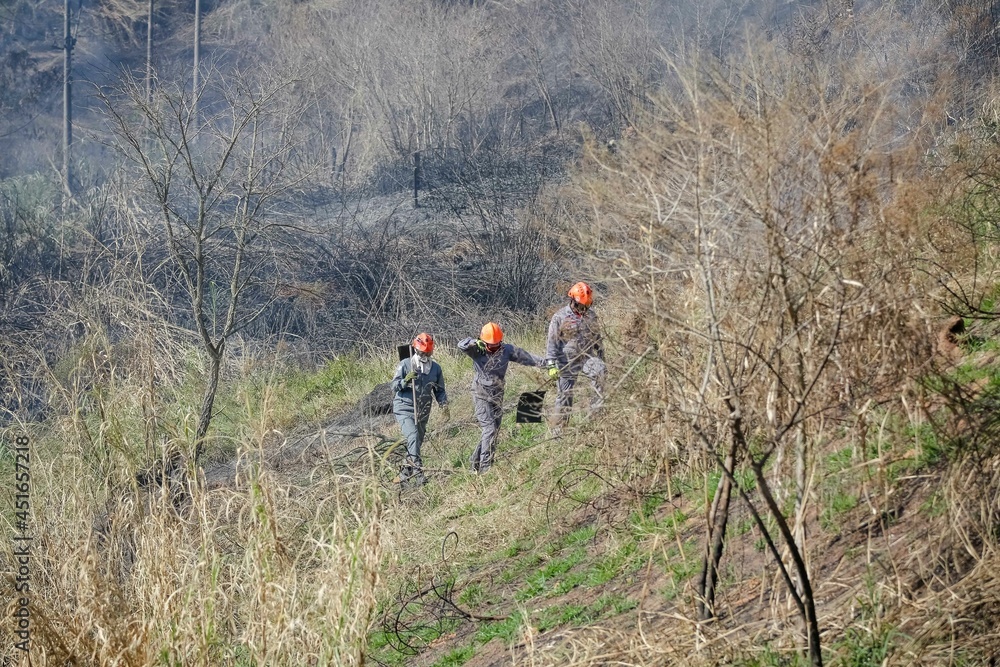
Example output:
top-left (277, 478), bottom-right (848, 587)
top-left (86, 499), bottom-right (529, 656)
top-left (546, 305), bottom-right (603, 366)
top-left (391, 355), bottom-right (448, 420)
top-left (457, 338), bottom-right (542, 400)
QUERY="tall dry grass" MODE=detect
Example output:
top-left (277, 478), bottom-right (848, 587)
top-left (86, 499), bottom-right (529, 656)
top-left (0, 326), bottom-right (386, 666)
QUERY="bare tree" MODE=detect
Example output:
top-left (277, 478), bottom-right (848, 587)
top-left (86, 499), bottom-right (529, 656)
top-left (98, 68), bottom-right (304, 462)
top-left (146, 0), bottom-right (154, 104)
top-left (193, 0), bottom-right (201, 124)
top-left (569, 0), bottom-right (660, 133)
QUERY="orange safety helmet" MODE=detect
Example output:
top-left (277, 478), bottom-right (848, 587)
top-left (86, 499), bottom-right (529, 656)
top-left (568, 282), bottom-right (594, 307)
top-left (480, 322), bottom-right (504, 345)
top-left (413, 332), bottom-right (435, 355)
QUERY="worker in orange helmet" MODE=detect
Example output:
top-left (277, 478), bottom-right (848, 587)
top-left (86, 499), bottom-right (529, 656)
top-left (458, 322), bottom-right (543, 474)
top-left (545, 282), bottom-right (606, 430)
top-left (391, 332), bottom-right (449, 486)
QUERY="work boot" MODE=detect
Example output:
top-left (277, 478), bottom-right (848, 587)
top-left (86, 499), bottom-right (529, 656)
top-left (396, 464), bottom-right (412, 484)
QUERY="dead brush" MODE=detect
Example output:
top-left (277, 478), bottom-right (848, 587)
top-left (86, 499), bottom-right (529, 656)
top-left (3, 438), bottom-right (385, 666)
top-left (509, 610), bottom-right (799, 666)
top-left (885, 453), bottom-right (1000, 663)
top-left (0, 328), bottom-right (387, 666)
top-left (535, 5), bottom-right (972, 664)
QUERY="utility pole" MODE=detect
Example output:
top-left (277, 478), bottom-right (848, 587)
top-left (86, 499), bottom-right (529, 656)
top-left (413, 151), bottom-right (421, 209)
top-left (193, 0), bottom-right (201, 125)
top-left (62, 0), bottom-right (74, 201)
top-left (146, 0), bottom-right (154, 104)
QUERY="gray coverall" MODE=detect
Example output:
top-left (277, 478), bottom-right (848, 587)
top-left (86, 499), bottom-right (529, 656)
top-left (458, 338), bottom-right (542, 472)
top-left (546, 304), bottom-right (606, 426)
top-left (391, 355), bottom-right (448, 482)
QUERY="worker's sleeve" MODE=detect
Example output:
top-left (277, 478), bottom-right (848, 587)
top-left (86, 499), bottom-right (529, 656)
top-left (545, 312), bottom-right (562, 361)
top-left (510, 344), bottom-right (543, 368)
top-left (458, 337), bottom-right (480, 359)
top-left (390, 360), bottom-right (408, 393)
top-left (591, 314), bottom-right (605, 361)
top-left (433, 365), bottom-right (449, 405)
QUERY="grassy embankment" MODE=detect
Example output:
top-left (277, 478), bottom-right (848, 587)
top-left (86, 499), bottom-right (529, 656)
top-left (3, 312), bottom-right (1000, 665)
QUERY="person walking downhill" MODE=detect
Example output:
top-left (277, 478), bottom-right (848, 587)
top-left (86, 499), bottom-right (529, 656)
top-left (546, 282), bottom-right (606, 431)
top-left (458, 322), bottom-right (542, 474)
top-left (391, 333), bottom-right (449, 486)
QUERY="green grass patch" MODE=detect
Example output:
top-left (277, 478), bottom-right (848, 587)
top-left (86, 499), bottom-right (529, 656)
top-left (902, 421), bottom-right (946, 470)
top-left (549, 570), bottom-right (588, 596)
top-left (976, 282), bottom-right (1000, 317)
top-left (295, 354), bottom-right (375, 398)
top-left (458, 583), bottom-right (486, 607)
top-left (660, 540), bottom-right (699, 600)
top-left (820, 489), bottom-right (859, 531)
top-left (701, 471), bottom-right (721, 509)
top-left (514, 455), bottom-right (543, 479)
top-left (674, 473), bottom-right (705, 507)
top-left (832, 624), bottom-right (899, 667)
top-left (950, 360), bottom-right (991, 385)
top-left (959, 333), bottom-right (999, 353)
top-left (503, 538), bottom-right (535, 559)
top-left (740, 645), bottom-right (806, 666)
top-left (516, 547), bottom-right (588, 600)
top-left (639, 492), bottom-right (666, 519)
top-left (499, 550), bottom-right (544, 584)
top-left (475, 612), bottom-right (525, 645)
top-left (561, 524), bottom-right (597, 547)
top-left (458, 501), bottom-right (498, 517)
top-left (733, 515), bottom-right (755, 537)
top-left (554, 470), bottom-right (604, 506)
top-left (507, 422), bottom-right (546, 451)
top-left (604, 593), bottom-right (639, 615)
top-left (535, 603), bottom-right (588, 632)
top-left (533, 593), bottom-right (639, 633)
top-left (825, 446), bottom-right (855, 474)
top-left (735, 466), bottom-right (757, 491)
top-left (642, 507), bottom-right (688, 538)
top-left (584, 538), bottom-right (641, 586)
top-left (920, 489), bottom-right (947, 518)
top-left (431, 645), bottom-right (475, 667)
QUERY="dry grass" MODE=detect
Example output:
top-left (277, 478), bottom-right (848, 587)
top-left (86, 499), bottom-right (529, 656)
top-left (1, 350), bottom-right (386, 666)
top-left (882, 455), bottom-right (1000, 664)
top-left (6, 466), bottom-right (383, 666)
